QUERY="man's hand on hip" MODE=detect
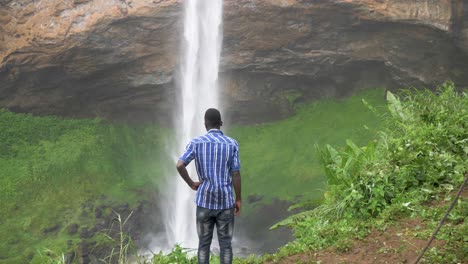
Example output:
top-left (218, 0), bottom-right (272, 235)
top-left (191, 181), bottom-right (202, 191)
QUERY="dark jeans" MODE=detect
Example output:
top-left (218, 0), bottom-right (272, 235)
top-left (196, 206), bottom-right (234, 264)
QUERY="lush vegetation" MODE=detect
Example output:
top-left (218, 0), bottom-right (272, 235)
top-left (269, 82), bottom-right (467, 263)
top-left (229, 88), bottom-right (386, 207)
top-left (0, 112), bottom-right (170, 263)
top-left (5, 83), bottom-right (466, 263)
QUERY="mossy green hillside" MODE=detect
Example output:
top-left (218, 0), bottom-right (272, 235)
top-left (0, 111), bottom-right (171, 263)
top-left (229, 88), bottom-right (387, 205)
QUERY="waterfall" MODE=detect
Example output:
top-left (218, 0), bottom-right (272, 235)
top-left (163, 0), bottom-right (224, 250)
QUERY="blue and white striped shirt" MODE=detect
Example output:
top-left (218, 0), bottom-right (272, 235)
top-left (179, 129), bottom-right (241, 210)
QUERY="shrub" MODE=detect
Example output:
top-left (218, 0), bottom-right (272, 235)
top-left (319, 82), bottom-right (467, 219)
top-left (274, 82), bottom-right (467, 252)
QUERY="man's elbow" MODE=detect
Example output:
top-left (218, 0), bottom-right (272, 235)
top-left (232, 170), bottom-right (241, 178)
top-left (176, 160), bottom-right (186, 170)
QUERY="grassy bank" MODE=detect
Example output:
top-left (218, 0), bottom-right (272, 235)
top-left (0, 112), bottom-right (171, 263)
top-left (268, 83), bottom-right (467, 263)
top-left (230, 88), bottom-right (386, 206)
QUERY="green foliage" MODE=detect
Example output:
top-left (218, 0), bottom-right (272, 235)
top-left (229, 88), bottom-right (386, 206)
top-left (0, 111), bottom-right (170, 263)
top-left (151, 245), bottom-right (197, 264)
top-left (321, 82), bottom-right (465, 220)
top-left (318, 139), bottom-right (392, 218)
top-left (271, 207), bottom-right (372, 256)
top-left (273, 82), bottom-right (467, 260)
top-left (99, 211), bottom-right (135, 264)
top-left (36, 248), bottom-right (66, 264)
top-left (385, 86), bottom-right (467, 189)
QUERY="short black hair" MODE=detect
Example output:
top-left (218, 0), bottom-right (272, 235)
top-left (204, 108), bottom-right (222, 128)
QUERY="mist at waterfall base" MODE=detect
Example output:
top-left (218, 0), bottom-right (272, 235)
top-left (138, 0), bottom-right (293, 257)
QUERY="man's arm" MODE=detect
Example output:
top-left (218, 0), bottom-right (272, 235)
top-left (176, 160), bottom-right (201, 191)
top-left (232, 170), bottom-right (242, 215)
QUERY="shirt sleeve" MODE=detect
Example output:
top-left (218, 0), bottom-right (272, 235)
top-left (179, 141), bottom-right (196, 165)
top-left (230, 141), bottom-right (241, 171)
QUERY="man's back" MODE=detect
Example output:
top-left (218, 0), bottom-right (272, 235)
top-left (180, 129), bottom-right (240, 210)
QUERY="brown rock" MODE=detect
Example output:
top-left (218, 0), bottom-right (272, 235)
top-left (67, 223), bottom-right (79, 235)
top-left (0, 0), bottom-right (466, 124)
top-left (43, 224), bottom-right (61, 234)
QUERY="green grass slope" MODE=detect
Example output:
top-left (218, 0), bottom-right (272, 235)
top-left (0, 112), bottom-right (170, 263)
top-left (230, 88), bottom-right (387, 205)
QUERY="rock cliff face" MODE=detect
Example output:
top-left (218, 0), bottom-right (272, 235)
top-left (1, 0), bottom-right (467, 124)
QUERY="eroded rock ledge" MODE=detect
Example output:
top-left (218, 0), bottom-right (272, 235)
top-left (0, 0), bottom-right (467, 124)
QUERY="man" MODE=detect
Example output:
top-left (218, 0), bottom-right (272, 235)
top-left (176, 108), bottom-right (242, 264)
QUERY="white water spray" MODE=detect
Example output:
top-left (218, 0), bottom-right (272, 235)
top-left (163, 0), bottom-right (223, 250)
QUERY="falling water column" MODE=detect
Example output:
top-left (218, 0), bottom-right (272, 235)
top-left (164, 0), bottom-right (223, 250)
